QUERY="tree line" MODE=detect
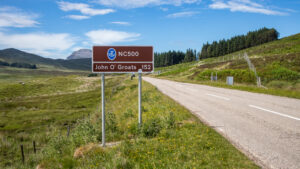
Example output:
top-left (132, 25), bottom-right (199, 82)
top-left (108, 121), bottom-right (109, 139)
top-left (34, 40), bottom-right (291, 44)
top-left (199, 27), bottom-right (279, 59)
top-left (0, 61), bottom-right (37, 69)
top-left (154, 49), bottom-right (197, 67)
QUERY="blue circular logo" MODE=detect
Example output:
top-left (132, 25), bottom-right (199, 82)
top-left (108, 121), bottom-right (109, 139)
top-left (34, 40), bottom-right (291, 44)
top-left (107, 48), bottom-right (116, 60)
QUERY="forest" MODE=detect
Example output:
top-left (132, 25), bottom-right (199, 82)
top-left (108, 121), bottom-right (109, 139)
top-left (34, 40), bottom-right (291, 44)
top-left (0, 60), bottom-right (37, 69)
top-left (154, 49), bottom-right (196, 67)
top-left (199, 27), bottom-right (279, 59)
top-left (154, 27), bottom-right (279, 68)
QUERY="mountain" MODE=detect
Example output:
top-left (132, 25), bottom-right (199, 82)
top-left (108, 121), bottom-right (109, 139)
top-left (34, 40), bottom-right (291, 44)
top-left (0, 48), bottom-right (91, 71)
top-left (67, 49), bottom-right (92, 60)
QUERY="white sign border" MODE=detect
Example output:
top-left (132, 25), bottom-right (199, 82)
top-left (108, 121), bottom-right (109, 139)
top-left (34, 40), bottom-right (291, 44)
top-left (91, 46), bottom-right (154, 74)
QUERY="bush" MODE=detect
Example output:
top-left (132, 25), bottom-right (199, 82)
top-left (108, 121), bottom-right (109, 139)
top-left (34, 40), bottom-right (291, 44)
top-left (0, 60), bottom-right (9, 66)
top-left (267, 81), bottom-right (290, 89)
top-left (142, 118), bottom-right (162, 137)
top-left (262, 62), bottom-right (300, 82)
top-left (166, 112), bottom-right (175, 128)
top-left (70, 119), bottom-right (97, 147)
top-left (10, 62), bottom-right (37, 69)
top-left (106, 112), bottom-right (118, 132)
top-left (88, 73), bottom-right (97, 77)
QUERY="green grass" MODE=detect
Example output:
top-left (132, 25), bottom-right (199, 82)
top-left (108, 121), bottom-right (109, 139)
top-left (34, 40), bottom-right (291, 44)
top-left (0, 73), bottom-right (258, 168)
top-left (152, 33), bottom-right (300, 99)
top-left (0, 73), bottom-right (101, 168)
top-left (0, 76), bottom-right (84, 100)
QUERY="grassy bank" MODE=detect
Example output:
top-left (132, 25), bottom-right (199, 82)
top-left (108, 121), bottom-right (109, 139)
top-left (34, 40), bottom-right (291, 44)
top-left (0, 73), bottom-right (258, 168)
top-left (153, 34), bottom-right (300, 99)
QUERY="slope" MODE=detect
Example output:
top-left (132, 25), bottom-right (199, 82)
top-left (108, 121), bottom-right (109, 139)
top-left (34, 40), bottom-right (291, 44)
top-left (153, 33), bottom-right (300, 99)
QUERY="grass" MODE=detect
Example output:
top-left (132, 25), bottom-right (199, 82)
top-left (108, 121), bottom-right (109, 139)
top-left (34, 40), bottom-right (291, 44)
top-left (152, 33), bottom-right (300, 99)
top-left (0, 72), bottom-right (259, 168)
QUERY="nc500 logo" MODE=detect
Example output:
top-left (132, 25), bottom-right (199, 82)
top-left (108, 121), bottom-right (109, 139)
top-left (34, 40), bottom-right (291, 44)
top-left (107, 48), bottom-right (116, 60)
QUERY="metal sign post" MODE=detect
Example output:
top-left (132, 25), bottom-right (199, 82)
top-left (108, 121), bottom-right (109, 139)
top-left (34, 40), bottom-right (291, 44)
top-left (92, 46), bottom-right (153, 147)
top-left (101, 73), bottom-right (105, 147)
top-left (138, 69), bottom-right (142, 126)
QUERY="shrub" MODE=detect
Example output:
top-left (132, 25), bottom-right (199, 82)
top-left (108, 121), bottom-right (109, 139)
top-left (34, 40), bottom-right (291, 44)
top-left (87, 73), bottom-right (97, 77)
top-left (166, 112), bottom-right (175, 128)
top-left (142, 118), bottom-right (162, 137)
top-left (0, 60), bottom-right (9, 66)
top-left (106, 112), bottom-right (118, 132)
top-left (70, 119), bottom-right (97, 147)
top-left (262, 62), bottom-right (300, 82)
top-left (267, 81), bottom-right (290, 89)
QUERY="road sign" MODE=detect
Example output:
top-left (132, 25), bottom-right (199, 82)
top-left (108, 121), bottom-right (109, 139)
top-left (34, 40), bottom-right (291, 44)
top-left (93, 46), bottom-right (154, 147)
top-left (92, 46), bottom-right (153, 73)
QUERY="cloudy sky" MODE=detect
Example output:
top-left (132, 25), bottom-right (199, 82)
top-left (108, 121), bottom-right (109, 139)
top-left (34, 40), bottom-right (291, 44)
top-left (0, 0), bottom-right (299, 59)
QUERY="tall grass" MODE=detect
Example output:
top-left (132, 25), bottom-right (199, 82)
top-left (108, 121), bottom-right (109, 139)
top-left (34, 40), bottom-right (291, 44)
top-left (1, 75), bottom-right (259, 168)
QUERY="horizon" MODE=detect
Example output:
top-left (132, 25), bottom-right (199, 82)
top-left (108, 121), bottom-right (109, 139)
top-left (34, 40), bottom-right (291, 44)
top-left (0, 0), bottom-right (300, 59)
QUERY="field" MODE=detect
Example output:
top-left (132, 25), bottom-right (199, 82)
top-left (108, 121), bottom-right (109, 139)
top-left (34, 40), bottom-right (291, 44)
top-left (153, 33), bottom-right (300, 99)
top-left (0, 68), bottom-right (258, 168)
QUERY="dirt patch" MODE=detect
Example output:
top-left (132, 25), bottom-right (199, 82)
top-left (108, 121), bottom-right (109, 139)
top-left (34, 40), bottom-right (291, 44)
top-left (73, 141), bottom-right (121, 158)
top-left (74, 143), bottom-right (103, 158)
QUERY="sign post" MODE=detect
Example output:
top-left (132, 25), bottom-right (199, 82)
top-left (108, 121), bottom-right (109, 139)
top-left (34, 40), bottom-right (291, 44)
top-left (101, 73), bottom-right (105, 147)
top-left (92, 46), bottom-right (153, 147)
top-left (138, 69), bottom-right (142, 126)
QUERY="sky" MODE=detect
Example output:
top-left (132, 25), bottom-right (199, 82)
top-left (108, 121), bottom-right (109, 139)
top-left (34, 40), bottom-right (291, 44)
top-left (0, 0), bottom-right (299, 59)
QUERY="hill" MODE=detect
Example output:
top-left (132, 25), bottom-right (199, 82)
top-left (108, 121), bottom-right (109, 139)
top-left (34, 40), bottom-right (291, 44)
top-left (67, 49), bottom-right (92, 60)
top-left (153, 33), bottom-right (300, 99)
top-left (0, 48), bottom-right (91, 71)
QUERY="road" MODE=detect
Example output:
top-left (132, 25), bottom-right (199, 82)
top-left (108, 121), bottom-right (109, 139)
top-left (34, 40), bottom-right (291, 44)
top-left (143, 77), bottom-right (300, 169)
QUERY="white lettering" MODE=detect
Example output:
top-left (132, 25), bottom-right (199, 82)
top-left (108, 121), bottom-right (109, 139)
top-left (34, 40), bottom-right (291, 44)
top-left (96, 65), bottom-right (108, 70)
top-left (110, 65), bottom-right (115, 70)
top-left (118, 64), bottom-right (137, 70)
top-left (118, 51), bottom-right (139, 57)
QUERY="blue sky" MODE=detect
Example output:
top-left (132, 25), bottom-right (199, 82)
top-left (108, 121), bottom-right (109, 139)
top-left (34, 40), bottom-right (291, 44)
top-left (0, 0), bottom-right (299, 59)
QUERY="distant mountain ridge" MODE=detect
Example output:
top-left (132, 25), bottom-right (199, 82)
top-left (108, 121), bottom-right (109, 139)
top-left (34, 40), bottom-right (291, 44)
top-left (67, 49), bottom-right (92, 60)
top-left (0, 48), bottom-right (91, 71)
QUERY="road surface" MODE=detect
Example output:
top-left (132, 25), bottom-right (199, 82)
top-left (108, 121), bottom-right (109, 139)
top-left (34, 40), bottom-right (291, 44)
top-left (144, 77), bottom-right (300, 169)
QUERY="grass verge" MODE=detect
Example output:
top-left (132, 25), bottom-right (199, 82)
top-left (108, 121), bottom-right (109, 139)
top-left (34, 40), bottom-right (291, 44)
top-left (0, 73), bottom-right (259, 168)
top-left (15, 75), bottom-right (259, 169)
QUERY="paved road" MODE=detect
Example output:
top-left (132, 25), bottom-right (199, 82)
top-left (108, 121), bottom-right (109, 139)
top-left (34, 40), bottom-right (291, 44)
top-left (144, 77), bottom-right (300, 169)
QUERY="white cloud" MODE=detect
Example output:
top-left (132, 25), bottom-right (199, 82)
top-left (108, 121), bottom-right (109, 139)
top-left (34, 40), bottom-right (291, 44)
top-left (58, 1), bottom-right (115, 17)
top-left (0, 32), bottom-right (75, 58)
top-left (85, 29), bottom-right (140, 45)
top-left (66, 15), bottom-right (90, 20)
top-left (71, 46), bottom-right (85, 52)
top-left (209, 0), bottom-right (287, 15)
top-left (0, 6), bottom-right (39, 28)
top-left (110, 21), bottom-right (131, 26)
top-left (160, 7), bottom-right (169, 11)
top-left (167, 11), bottom-right (198, 18)
top-left (96, 0), bottom-right (201, 9)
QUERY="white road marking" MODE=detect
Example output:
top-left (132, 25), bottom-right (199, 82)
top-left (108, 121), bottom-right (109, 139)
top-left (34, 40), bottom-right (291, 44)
top-left (249, 105), bottom-right (300, 121)
top-left (206, 93), bottom-right (230, 101)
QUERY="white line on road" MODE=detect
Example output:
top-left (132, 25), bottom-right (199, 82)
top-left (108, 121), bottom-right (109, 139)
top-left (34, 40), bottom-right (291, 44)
top-left (206, 93), bottom-right (230, 101)
top-left (249, 105), bottom-right (300, 121)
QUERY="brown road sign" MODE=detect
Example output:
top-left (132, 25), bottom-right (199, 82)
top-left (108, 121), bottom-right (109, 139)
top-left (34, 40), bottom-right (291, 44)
top-left (92, 46), bottom-right (153, 73)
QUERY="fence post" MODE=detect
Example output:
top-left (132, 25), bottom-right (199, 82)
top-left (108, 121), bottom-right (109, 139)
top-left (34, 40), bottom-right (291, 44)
top-left (67, 125), bottom-right (70, 137)
top-left (20, 144), bottom-right (25, 164)
top-left (33, 141), bottom-right (36, 154)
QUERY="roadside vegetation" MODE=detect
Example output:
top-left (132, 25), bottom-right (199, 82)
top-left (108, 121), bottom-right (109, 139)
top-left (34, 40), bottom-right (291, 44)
top-left (0, 71), bottom-right (258, 168)
top-left (1, 27), bottom-right (297, 169)
top-left (153, 33), bottom-right (300, 99)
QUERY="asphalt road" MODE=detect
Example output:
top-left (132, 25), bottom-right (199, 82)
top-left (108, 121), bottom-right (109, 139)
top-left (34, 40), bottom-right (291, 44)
top-left (144, 77), bottom-right (300, 169)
